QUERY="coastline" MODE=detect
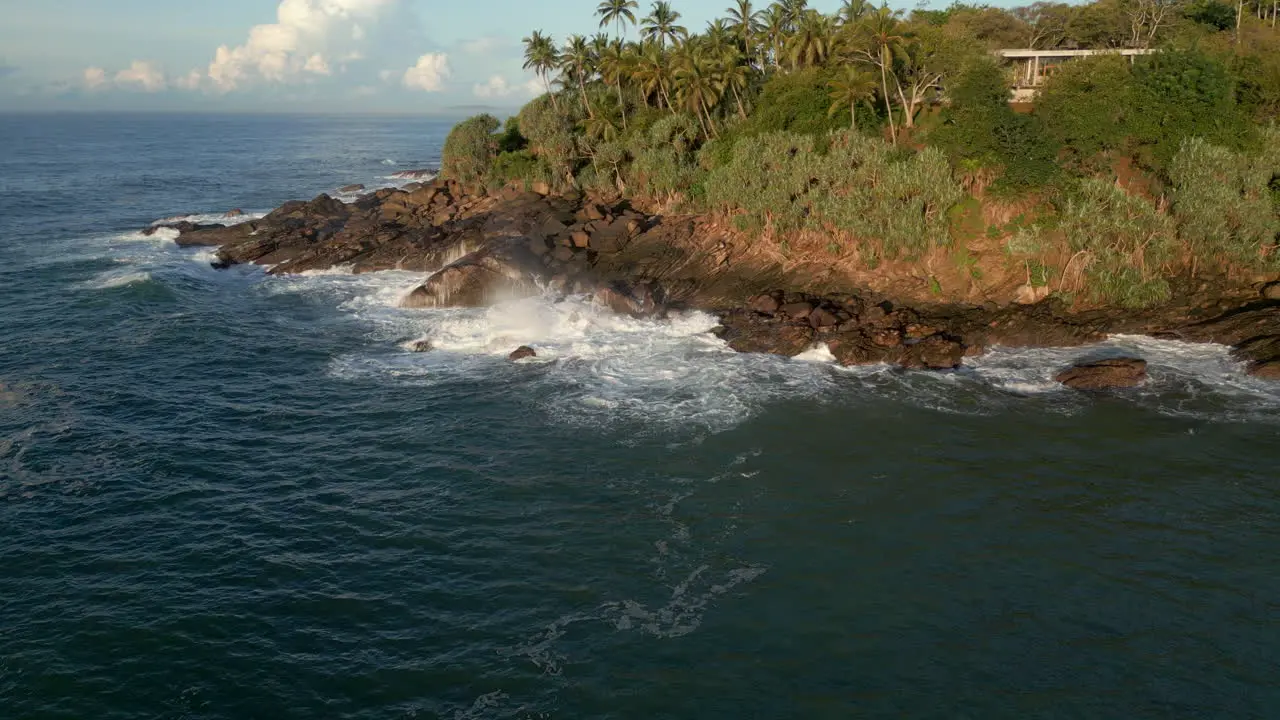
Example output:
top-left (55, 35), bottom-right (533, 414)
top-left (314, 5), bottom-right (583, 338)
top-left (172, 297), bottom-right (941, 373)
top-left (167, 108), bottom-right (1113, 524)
top-left (153, 177), bottom-right (1280, 385)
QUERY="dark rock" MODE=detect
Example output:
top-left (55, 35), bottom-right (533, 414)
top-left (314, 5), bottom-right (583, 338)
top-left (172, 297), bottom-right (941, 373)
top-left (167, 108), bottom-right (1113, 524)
top-left (809, 307), bottom-right (839, 329)
top-left (143, 221), bottom-right (225, 237)
top-left (390, 168), bottom-right (437, 180)
top-left (749, 294), bottom-right (780, 315)
top-left (778, 301), bottom-right (816, 320)
top-left (509, 346), bottom-right (537, 361)
top-left (595, 281), bottom-right (664, 317)
top-left (718, 310), bottom-right (814, 357)
top-left (409, 339), bottom-right (433, 352)
top-left (339, 184), bottom-right (366, 193)
top-left (900, 334), bottom-right (966, 370)
top-left (400, 240), bottom-right (543, 308)
top-left (552, 246), bottom-right (575, 263)
top-left (1055, 357), bottom-right (1148, 390)
top-left (1262, 281), bottom-right (1280, 300)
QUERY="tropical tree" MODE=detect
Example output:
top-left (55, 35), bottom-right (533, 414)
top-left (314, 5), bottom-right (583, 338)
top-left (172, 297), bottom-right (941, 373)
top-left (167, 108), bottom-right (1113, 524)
top-left (778, 0), bottom-right (810, 32)
top-left (597, 0), bottom-right (640, 40)
top-left (598, 40), bottom-right (633, 129)
top-left (633, 42), bottom-right (675, 109)
top-left (674, 52), bottom-right (724, 136)
top-left (850, 5), bottom-right (905, 143)
top-left (642, 1), bottom-right (688, 48)
top-left (726, 0), bottom-right (764, 65)
top-left (786, 9), bottom-right (836, 69)
top-left (522, 30), bottom-right (560, 109)
top-left (837, 0), bottom-right (871, 24)
top-left (761, 4), bottom-right (789, 68)
top-left (828, 66), bottom-right (878, 129)
top-left (560, 34), bottom-right (597, 118)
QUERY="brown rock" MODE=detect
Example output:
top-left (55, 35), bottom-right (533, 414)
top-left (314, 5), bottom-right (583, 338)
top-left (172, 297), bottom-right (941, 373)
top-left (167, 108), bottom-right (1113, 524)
top-left (225, 209), bottom-right (244, 218)
top-left (530, 181), bottom-right (551, 196)
top-left (900, 334), bottom-right (966, 370)
top-left (583, 204), bottom-right (606, 221)
top-left (750, 294), bottom-right (781, 315)
top-left (409, 339), bottom-right (433, 352)
top-left (809, 307), bottom-right (839, 328)
top-left (509, 346), bottom-right (537, 361)
top-left (1054, 357), bottom-right (1148, 390)
top-left (339, 184), bottom-right (365, 193)
top-left (569, 230), bottom-right (591, 248)
top-left (1262, 281), bottom-right (1280, 300)
top-left (778, 301), bottom-right (816, 320)
top-left (552, 246), bottom-right (575, 262)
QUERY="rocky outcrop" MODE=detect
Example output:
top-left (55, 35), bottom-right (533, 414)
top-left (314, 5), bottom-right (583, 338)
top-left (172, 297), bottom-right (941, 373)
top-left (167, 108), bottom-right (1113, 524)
top-left (509, 346), bottom-right (537, 361)
top-left (154, 177), bottom-right (1280, 379)
top-left (1055, 358), bottom-right (1148, 390)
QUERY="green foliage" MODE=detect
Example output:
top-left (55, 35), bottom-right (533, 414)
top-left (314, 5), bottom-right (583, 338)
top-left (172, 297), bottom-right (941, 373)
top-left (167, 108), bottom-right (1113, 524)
top-left (517, 95), bottom-right (581, 188)
top-left (705, 130), bottom-right (963, 258)
top-left (1182, 0), bottom-right (1236, 31)
top-left (934, 58), bottom-right (1058, 190)
top-left (441, 114), bottom-right (500, 188)
top-left (628, 113), bottom-right (706, 197)
top-left (1035, 55), bottom-right (1134, 166)
top-left (1061, 179), bottom-right (1176, 307)
top-left (488, 150), bottom-right (550, 189)
top-left (1130, 49), bottom-right (1253, 172)
top-left (496, 115), bottom-right (528, 153)
top-left (1169, 136), bottom-right (1280, 269)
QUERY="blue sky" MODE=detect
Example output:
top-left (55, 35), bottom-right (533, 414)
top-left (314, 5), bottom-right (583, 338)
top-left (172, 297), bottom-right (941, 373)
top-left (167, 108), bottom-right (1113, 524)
top-left (0, 0), bottom-right (930, 112)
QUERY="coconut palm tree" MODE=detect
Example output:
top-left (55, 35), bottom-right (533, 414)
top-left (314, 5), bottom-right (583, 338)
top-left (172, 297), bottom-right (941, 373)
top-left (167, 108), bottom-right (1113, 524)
top-left (761, 4), bottom-right (789, 69)
top-left (786, 9), bottom-right (834, 69)
top-left (641, 1), bottom-right (688, 48)
top-left (704, 19), bottom-right (738, 57)
top-left (522, 30), bottom-right (561, 110)
top-left (632, 42), bottom-right (674, 109)
top-left (837, 0), bottom-right (870, 24)
top-left (778, 0), bottom-right (809, 32)
top-left (598, 40), bottom-right (633, 129)
top-left (560, 34), bottom-right (596, 118)
top-left (726, 0), bottom-right (763, 63)
top-left (674, 50), bottom-right (723, 137)
top-left (853, 5), bottom-right (904, 143)
top-left (827, 66), bottom-right (877, 130)
top-left (596, 0), bottom-right (639, 41)
top-left (719, 54), bottom-right (753, 118)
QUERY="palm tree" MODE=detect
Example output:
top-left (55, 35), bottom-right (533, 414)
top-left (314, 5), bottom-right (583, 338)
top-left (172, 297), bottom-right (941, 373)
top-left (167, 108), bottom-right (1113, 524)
top-left (598, 40), bottom-right (633, 129)
top-left (632, 42), bottom-right (674, 109)
top-left (720, 55), bottom-right (753, 118)
top-left (761, 4), bottom-right (788, 69)
top-left (704, 19), bottom-right (738, 57)
top-left (560, 34), bottom-right (596, 118)
top-left (778, 0), bottom-right (809, 32)
top-left (836, 0), bottom-right (870, 24)
top-left (827, 67), bottom-right (877, 130)
top-left (596, 0), bottom-right (639, 41)
top-left (522, 30), bottom-right (560, 110)
top-left (726, 0), bottom-right (763, 64)
top-left (853, 5), bottom-right (904, 143)
top-left (785, 9), bottom-right (834, 69)
top-left (674, 50), bottom-right (723, 137)
top-left (641, 1), bottom-right (687, 48)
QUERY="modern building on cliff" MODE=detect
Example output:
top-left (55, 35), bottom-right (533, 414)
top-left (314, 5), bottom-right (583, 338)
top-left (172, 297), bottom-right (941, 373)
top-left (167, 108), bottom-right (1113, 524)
top-left (998, 48), bottom-right (1156, 102)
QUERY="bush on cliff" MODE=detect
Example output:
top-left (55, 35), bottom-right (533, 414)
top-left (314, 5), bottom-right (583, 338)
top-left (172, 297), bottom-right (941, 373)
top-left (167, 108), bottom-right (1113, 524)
top-left (441, 114), bottom-right (500, 189)
top-left (627, 114), bottom-right (706, 200)
top-left (1035, 55), bottom-right (1135, 168)
top-left (1061, 179), bottom-right (1176, 308)
top-left (1170, 133), bottom-right (1280, 269)
top-left (704, 131), bottom-right (962, 259)
top-left (518, 96), bottom-right (581, 189)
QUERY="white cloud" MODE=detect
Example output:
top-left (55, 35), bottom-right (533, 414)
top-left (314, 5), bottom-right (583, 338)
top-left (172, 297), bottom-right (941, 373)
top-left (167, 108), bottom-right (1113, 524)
top-left (115, 60), bottom-right (167, 92)
top-left (175, 70), bottom-right (204, 91)
top-left (472, 74), bottom-right (541, 99)
top-left (403, 53), bottom-right (449, 92)
top-left (83, 67), bottom-right (108, 90)
top-left (459, 37), bottom-right (499, 55)
top-left (205, 0), bottom-right (396, 91)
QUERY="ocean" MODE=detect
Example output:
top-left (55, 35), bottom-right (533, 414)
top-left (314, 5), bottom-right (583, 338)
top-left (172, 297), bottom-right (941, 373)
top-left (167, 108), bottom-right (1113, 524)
top-left (1, 112), bottom-right (1278, 719)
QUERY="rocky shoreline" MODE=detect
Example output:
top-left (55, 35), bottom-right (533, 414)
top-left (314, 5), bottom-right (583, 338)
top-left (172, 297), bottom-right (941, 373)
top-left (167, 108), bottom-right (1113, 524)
top-left (150, 178), bottom-right (1280, 386)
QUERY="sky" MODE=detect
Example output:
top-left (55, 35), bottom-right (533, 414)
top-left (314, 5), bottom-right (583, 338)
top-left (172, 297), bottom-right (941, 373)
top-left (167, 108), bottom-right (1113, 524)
top-left (0, 0), bottom-right (892, 113)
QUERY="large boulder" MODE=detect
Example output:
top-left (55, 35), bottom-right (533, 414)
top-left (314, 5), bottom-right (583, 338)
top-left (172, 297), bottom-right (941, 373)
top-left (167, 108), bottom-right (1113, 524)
top-left (594, 281), bottom-right (664, 317)
top-left (399, 239), bottom-right (544, 308)
top-left (142, 221), bottom-right (226, 238)
top-left (716, 310), bottom-right (815, 357)
top-left (1232, 334), bottom-right (1280, 379)
top-left (1054, 357), bottom-right (1148, 390)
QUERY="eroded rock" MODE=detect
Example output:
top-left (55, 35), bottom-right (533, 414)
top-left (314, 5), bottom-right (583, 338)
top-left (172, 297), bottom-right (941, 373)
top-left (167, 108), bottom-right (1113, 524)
top-left (1055, 357), bottom-right (1148, 390)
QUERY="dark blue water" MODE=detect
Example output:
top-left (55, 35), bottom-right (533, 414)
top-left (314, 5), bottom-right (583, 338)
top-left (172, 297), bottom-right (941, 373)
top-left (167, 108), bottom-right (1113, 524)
top-left (2, 113), bottom-right (1279, 719)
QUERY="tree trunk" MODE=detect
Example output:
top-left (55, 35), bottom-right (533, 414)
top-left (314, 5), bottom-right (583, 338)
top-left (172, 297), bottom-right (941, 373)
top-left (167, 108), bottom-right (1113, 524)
top-left (579, 75), bottom-right (594, 118)
top-left (895, 83), bottom-right (915, 129)
top-left (851, 100), bottom-right (857, 130)
top-left (544, 75), bottom-right (560, 112)
top-left (732, 84), bottom-right (748, 119)
top-left (693, 99), bottom-right (711, 137)
top-left (616, 81), bottom-right (628, 130)
top-left (879, 48), bottom-right (897, 144)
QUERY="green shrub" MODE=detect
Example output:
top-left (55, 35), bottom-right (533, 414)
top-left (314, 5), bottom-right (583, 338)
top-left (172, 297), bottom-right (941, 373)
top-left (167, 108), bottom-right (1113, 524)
top-left (628, 114), bottom-right (706, 198)
top-left (934, 58), bottom-right (1059, 190)
top-left (704, 130), bottom-right (963, 258)
top-left (517, 95), bottom-right (581, 188)
top-left (1170, 136), bottom-right (1280, 268)
top-left (1035, 55), bottom-right (1135, 166)
top-left (1061, 179), bottom-right (1176, 307)
top-left (440, 114), bottom-right (500, 188)
top-left (488, 149), bottom-right (549, 189)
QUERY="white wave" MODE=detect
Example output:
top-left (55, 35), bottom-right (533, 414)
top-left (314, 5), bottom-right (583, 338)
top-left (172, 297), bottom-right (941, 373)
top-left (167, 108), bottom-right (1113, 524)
top-left (381, 158), bottom-right (397, 166)
top-left (150, 210), bottom-right (265, 227)
top-left (82, 269), bottom-right (154, 289)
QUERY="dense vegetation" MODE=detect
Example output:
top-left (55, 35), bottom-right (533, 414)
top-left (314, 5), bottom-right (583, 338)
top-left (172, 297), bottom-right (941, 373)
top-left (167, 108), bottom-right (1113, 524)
top-left (440, 0), bottom-right (1280, 307)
